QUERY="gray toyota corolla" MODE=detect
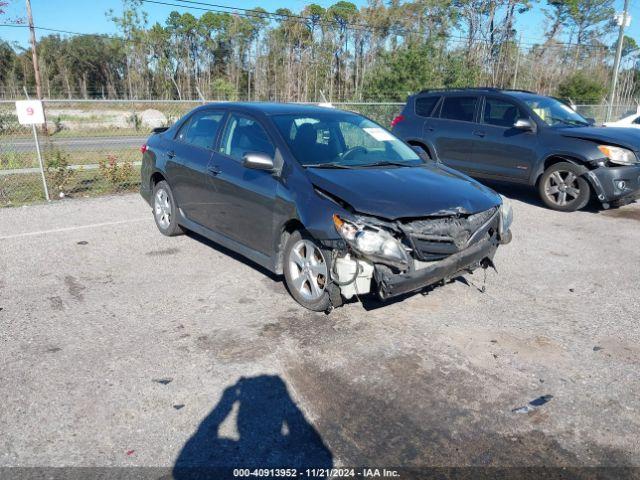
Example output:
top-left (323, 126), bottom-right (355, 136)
top-left (140, 103), bottom-right (512, 311)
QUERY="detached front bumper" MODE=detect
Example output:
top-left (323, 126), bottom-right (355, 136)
top-left (374, 234), bottom-right (500, 299)
top-left (586, 164), bottom-right (640, 206)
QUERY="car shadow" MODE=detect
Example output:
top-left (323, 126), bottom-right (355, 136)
top-left (173, 375), bottom-right (333, 480)
top-left (480, 179), bottom-right (602, 213)
top-left (184, 230), bottom-right (281, 282)
top-left (185, 228), bottom-right (495, 312)
top-left (359, 275), bottom-right (486, 311)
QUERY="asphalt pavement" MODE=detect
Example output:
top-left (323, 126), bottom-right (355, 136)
top-left (1, 189), bottom-right (639, 476)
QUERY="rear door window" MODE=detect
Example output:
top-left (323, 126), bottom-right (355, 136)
top-left (439, 96), bottom-right (478, 122)
top-left (176, 110), bottom-right (224, 149)
top-left (483, 97), bottom-right (527, 127)
top-left (415, 96), bottom-right (439, 117)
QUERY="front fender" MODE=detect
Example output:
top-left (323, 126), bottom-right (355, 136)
top-left (531, 152), bottom-right (592, 184)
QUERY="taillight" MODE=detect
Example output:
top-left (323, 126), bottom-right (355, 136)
top-left (140, 144), bottom-right (148, 154)
top-left (390, 114), bottom-right (405, 128)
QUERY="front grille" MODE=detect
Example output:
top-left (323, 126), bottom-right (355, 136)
top-left (400, 207), bottom-right (498, 261)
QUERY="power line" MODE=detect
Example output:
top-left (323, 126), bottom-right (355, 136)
top-left (0, 23), bottom-right (119, 38)
top-left (174, 0), bottom-right (307, 20)
top-left (142, 0), bottom-right (610, 49)
top-left (142, 0), bottom-right (411, 37)
top-left (0, 6), bottom-right (611, 52)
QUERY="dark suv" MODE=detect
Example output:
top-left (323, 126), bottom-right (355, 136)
top-left (392, 88), bottom-right (640, 211)
top-left (141, 103), bottom-right (512, 311)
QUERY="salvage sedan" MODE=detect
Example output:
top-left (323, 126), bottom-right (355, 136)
top-left (140, 103), bottom-right (512, 311)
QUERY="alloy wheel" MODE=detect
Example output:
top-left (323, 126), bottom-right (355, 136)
top-left (287, 239), bottom-right (328, 301)
top-left (154, 188), bottom-right (172, 229)
top-left (544, 170), bottom-right (581, 207)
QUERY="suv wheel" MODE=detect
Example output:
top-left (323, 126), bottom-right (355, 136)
top-left (283, 230), bottom-right (331, 312)
top-left (153, 180), bottom-right (183, 236)
top-left (538, 162), bottom-right (591, 212)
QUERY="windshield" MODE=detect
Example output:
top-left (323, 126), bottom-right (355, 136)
top-left (523, 96), bottom-right (590, 127)
top-left (272, 112), bottom-right (422, 168)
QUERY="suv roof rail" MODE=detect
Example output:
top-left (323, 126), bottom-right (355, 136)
top-left (416, 87), bottom-right (536, 95)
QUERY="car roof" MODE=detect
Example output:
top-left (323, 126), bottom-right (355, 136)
top-left (507, 91), bottom-right (547, 100)
top-left (193, 102), bottom-right (354, 116)
top-left (414, 88), bottom-right (536, 98)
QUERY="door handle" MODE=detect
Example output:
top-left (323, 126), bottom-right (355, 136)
top-left (473, 131), bottom-right (486, 138)
top-left (208, 165), bottom-right (221, 176)
top-left (167, 150), bottom-right (176, 159)
top-left (425, 126), bottom-right (435, 132)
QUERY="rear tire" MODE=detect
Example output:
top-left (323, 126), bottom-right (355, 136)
top-left (283, 230), bottom-right (332, 312)
top-left (538, 162), bottom-right (591, 212)
top-left (152, 180), bottom-right (184, 236)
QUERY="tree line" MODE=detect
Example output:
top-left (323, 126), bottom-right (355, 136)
top-left (0, 0), bottom-right (638, 103)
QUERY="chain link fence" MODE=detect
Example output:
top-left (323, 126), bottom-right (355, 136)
top-left (574, 104), bottom-right (638, 124)
top-left (0, 99), bottom-right (634, 207)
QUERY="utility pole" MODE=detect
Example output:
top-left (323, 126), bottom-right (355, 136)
top-left (512, 33), bottom-right (523, 89)
top-left (25, 0), bottom-right (43, 100)
top-left (25, 0), bottom-right (47, 134)
top-left (607, 0), bottom-right (631, 122)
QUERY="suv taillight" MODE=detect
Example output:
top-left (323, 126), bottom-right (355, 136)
top-left (140, 144), bottom-right (148, 154)
top-left (390, 114), bottom-right (405, 128)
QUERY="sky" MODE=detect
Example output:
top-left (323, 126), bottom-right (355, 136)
top-left (1, 0), bottom-right (640, 49)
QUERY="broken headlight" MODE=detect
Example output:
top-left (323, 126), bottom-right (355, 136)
top-left (598, 145), bottom-right (638, 166)
top-left (333, 214), bottom-right (409, 267)
top-left (499, 196), bottom-right (513, 236)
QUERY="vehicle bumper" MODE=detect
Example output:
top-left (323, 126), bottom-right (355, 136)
top-left (374, 235), bottom-right (500, 299)
top-left (586, 165), bottom-right (640, 205)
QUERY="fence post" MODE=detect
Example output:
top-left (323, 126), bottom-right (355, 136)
top-left (32, 122), bottom-right (50, 202)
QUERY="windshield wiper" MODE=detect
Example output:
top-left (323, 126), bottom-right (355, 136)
top-left (303, 162), bottom-right (355, 169)
top-left (550, 116), bottom-right (589, 127)
top-left (358, 160), bottom-right (415, 168)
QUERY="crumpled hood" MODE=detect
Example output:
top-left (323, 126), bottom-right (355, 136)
top-left (558, 126), bottom-right (640, 151)
top-left (306, 163), bottom-right (501, 220)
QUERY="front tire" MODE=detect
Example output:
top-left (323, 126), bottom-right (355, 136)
top-left (152, 180), bottom-right (183, 236)
top-left (283, 230), bottom-right (332, 312)
top-left (538, 162), bottom-right (591, 212)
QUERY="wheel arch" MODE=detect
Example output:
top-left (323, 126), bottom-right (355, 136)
top-left (534, 154), bottom-right (590, 186)
top-left (273, 218), bottom-right (305, 275)
top-left (150, 171), bottom-right (167, 191)
top-left (406, 139), bottom-right (434, 159)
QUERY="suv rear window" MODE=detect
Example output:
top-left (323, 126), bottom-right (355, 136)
top-left (415, 96), bottom-right (439, 117)
top-left (440, 96), bottom-right (478, 122)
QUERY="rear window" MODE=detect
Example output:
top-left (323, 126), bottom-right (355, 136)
top-left (415, 96), bottom-right (439, 117)
top-left (176, 110), bottom-right (224, 149)
top-left (440, 96), bottom-right (478, 122)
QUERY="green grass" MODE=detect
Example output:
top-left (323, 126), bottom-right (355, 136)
top-left (0, 166), bottom-right (141, 207)
top-left (0, 147), bottom-right (139, 170)
top-left (0, 151), bottom-right (29, 169)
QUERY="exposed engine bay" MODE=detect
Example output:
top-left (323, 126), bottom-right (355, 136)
top-left (330, 204), bottom-right (511, 302)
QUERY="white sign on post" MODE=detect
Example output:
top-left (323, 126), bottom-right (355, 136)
top-left (15, 99), bottom-right (50, 201)
top-left (15, 100), bottom-right (45, 125)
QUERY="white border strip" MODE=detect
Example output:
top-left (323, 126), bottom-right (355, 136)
top-left (0, 217), bottom-right (148, 240)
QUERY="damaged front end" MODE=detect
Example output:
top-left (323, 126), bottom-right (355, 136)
top-left (330, 199), bottom-right (512, 301)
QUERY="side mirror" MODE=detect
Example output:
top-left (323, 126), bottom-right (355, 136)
top-left (514, 118), bottom-right (536, 132)
top-left (242, 152), bottom-right (274, 171)
top-left (586, 117), bottom-right (596, 125)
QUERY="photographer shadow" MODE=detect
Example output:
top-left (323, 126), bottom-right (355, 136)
top-left (173, 375), bottom-right (333, 479)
